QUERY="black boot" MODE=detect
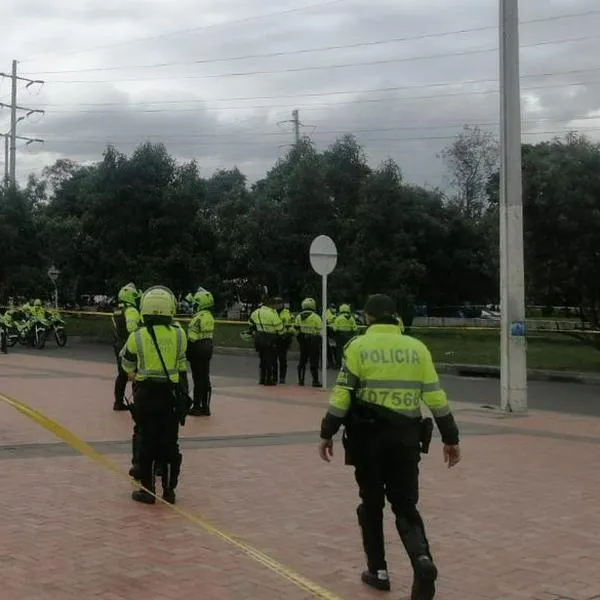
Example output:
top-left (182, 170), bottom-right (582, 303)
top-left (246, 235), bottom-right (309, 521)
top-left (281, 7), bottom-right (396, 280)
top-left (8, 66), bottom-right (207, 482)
top-left (311, 367), bottom-right (322, 387)
top-left (203, 387), bottom-right (212, 416)
top-left (113, 399), bottom-right (128, 411)
top-left (396, 514), bottom-right (437, 600)
top-left (357, 504), bottom-right (389, 590)
top-left (279, 364), bottom-right (287, 384)
top-left (410, 556), bottom-right (437, 600)
top-left (129, 428), bottom-right (141, 479)
top-left (297, 365), bottom-right (305, 386)
top-left (132, 467), bottom-right (155, 504)
top-left (361, 570), bottom-right (391, 592)
top-left (161, 453), bottom-right (182, 504)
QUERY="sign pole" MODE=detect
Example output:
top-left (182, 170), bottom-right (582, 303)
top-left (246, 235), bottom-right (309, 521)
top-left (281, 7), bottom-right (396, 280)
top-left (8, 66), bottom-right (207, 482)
top-left (309, 235), bottom-right (337, 391)
top-left (47, 266), bottom-right (60, 311)
top-left (321, 274), bottom-right (328, 389)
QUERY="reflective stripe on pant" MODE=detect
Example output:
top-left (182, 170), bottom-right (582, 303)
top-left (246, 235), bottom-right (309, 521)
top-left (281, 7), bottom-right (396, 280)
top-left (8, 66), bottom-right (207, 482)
top-left (352, 425), bottom-right (431, 573)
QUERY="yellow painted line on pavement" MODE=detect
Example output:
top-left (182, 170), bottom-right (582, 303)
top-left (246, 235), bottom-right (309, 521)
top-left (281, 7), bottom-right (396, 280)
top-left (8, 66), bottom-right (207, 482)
top-left (0, 391), bottom-right (343, 600)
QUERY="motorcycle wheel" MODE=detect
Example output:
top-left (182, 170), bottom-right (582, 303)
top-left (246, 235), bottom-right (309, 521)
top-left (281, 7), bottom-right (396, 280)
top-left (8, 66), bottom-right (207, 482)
top-left (34, 326), bottom-right (47, 349)
top-left (55, 327), bottom-right (67, 347)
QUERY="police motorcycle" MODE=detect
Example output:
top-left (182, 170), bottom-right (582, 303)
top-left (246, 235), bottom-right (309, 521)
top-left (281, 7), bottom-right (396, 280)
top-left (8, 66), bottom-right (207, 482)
top-left (45, 309), bottom-right (67, 347)
top-left (3, 309), bottom-right (28, 348)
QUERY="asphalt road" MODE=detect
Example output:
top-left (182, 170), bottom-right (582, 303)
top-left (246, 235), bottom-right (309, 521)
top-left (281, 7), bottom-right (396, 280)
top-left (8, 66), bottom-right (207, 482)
top-left (4, 342), bottom-right (600, 417)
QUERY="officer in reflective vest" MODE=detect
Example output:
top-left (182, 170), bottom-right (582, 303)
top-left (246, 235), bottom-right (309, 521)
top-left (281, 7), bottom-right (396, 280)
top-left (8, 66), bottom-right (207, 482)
top-left (249, 298), bottom-right (284, 386)
top-left (318, 294), bottom-right (461, 600)
top-left (332, 303), bottom-right (358, 369)
top-left (294, 297), bottom-right (323, 387)
top-left (121, 286), bottom-right (188, 505)
top-left (111, 283), bottom-right (141, 411)
top-left (274, 297), bottom-right (293, 384)
top-left (187, 287), bottom-right (215, 416)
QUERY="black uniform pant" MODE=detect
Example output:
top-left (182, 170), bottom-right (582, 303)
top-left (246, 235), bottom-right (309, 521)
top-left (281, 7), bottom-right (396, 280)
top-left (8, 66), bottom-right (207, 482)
top-left (326, 327), bottom-right (336, 368)
top-left (113, 341), bottom-right (128, 407)
top-left (256, 333), bottom-right (278, 384)
top-left (334, 332), bottom-right (353, 369)
top-left (189, 339), bottom-right (213, 410)
top-left (275, 335), bottom-right (292, 382)
top-left (133, 381), bottom-right (182, 493)
top-left (351, 425), bottom-right (431, 574)
top-left (297, 335), bottom-right (321, 384)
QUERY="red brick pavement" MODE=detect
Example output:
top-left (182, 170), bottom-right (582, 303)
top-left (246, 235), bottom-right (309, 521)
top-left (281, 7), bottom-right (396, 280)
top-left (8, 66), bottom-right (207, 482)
top-left (1, 350), bottom-right (600, 599)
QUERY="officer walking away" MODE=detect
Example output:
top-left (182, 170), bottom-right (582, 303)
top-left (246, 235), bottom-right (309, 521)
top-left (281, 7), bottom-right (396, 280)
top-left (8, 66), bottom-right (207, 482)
top-left (121, 286), bottom-right (189, 505)
top-left (187, 287), bottom-right (215, 416)
top-left (111, 283), bottom-right (142, 411)
top-left (274, 297), bottom-right (293, 384)
top-left (249, 298), bottom-right (283, 386)
top-left (318, 294), bottom-right (461, 599)
top-left (295, 297), bottom-right (322, 387)
top-left (332, 303), bottom-right (358, 369)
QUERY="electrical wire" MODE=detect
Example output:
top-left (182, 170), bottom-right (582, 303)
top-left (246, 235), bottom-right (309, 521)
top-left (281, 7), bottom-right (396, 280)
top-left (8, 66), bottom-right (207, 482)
top-left (20, 7), bottom-right (600, 74)
top-left (18, 0), bottom-right (349, 63)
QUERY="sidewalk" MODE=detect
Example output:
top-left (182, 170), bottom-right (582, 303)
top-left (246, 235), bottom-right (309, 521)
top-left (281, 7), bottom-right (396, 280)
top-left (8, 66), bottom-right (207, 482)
top-left (0, 351), bottom-right (599, 600)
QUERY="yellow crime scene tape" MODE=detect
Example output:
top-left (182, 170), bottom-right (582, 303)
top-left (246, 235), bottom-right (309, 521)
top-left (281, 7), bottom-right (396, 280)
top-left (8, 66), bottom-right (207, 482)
top-left (0, 391), bottom-right (343, 600)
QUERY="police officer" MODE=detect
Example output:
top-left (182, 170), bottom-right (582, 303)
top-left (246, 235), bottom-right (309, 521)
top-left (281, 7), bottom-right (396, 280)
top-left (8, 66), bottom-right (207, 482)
top-left (274, 297), bottom-right (293, 384)
top-left (187, 287), bottom-right (215, 416)
top-left (121, 286), bottom-right (188, 505)
top-left (249, 298), bottom-right (283, 386)
top-left (326, 303), bottom-right (337, 369)
top-left (318, 294), bottom-right (461, 600)
top-left (332, 303), bottom-right (358, 369)
top-left (111, 283), bottom-right (142, 411)
top-left (295, 297), bottom-right (322, 387)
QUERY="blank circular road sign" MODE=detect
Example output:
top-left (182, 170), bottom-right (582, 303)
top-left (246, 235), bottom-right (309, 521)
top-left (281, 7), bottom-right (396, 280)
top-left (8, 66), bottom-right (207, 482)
top-left (309, 235), bottom-right (337, 276)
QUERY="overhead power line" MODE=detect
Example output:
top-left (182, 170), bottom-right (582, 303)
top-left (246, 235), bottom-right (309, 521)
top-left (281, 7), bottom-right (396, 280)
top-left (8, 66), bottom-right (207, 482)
top-left (21, 8), bottom-right (600, 76)
top-left (28, 115), bottom-right (600, 143)
top-left (23, 78), bottom-right (600, 115)
top-left (25, 65), bottom-right (600, 110)
top-left (37, 127), bottom-right (600, 148)
top-left (19, 0), bottom-right (348, 63)
top-left (36, 34), bottom-right (600, 84)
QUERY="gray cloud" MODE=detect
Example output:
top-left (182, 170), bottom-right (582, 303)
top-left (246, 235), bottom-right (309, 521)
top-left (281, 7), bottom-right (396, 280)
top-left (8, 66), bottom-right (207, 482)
top-left (3, 0), bottom-right (600, 187)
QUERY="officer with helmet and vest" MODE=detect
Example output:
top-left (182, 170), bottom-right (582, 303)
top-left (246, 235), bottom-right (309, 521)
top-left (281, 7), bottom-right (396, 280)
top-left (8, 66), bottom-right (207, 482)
top-left (187, 287), bottom-right (215, 416)
top-left (111, 283), bottom-right (142, 411)
top-left (121, 286), bottom-right (188, 505)
top-left (294, 297), bottom-right (323, 387)
top-left (249, 297), bottom-right (284, 386)
top-left (318, 294), bottom-right (461, 600)
top-left (332, 303), bottom-right (358, 369)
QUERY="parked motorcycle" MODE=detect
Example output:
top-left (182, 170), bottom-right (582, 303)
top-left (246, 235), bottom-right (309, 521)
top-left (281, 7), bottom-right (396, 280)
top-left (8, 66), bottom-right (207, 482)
top-left (46, 310), bottom-right (67, 347)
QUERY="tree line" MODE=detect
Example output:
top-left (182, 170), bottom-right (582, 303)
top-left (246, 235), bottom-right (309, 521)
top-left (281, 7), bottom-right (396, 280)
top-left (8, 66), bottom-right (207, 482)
top-left (1, 128), bottom-right (599, 323)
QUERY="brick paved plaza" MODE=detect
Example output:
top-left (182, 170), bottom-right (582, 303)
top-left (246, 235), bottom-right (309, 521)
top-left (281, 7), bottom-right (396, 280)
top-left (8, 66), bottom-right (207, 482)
top-left (1, 347), bottom-right (599, 600)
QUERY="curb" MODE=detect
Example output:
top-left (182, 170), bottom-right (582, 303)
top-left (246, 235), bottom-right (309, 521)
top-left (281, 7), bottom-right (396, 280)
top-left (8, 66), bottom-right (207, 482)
top-left (66, 337), bottom-right (600, 385)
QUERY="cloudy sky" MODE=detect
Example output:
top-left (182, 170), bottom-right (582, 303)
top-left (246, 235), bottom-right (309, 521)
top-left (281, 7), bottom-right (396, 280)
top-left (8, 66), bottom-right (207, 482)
top-left (2, 0), bottom-right (600, 188)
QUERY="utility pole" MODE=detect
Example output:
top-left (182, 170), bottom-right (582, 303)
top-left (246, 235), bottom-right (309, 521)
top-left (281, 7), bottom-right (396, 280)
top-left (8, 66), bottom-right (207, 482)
top-left (292, 109), bottom-right (300, 145)
top-left (1, 132), bottom-right (44, 183)
top-left (0, 60), bottom-right (44, 186)
top-left (499, 0), bottom-right (527, 414)
top-left (277, 109), bottom-right (305, 148)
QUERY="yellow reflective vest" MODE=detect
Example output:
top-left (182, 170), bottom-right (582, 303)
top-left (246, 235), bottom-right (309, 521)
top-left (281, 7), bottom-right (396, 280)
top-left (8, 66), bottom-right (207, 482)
top-left (295, 310), bottom-right (322, 336)
top-left (249, 306), bottom-right (283, 335)
top-left (327, 324), bottom-right (451, 421)
top-left (121, 324), bottom-right (187, 383)
top-left (188, 309), bottom-right (215, 342)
